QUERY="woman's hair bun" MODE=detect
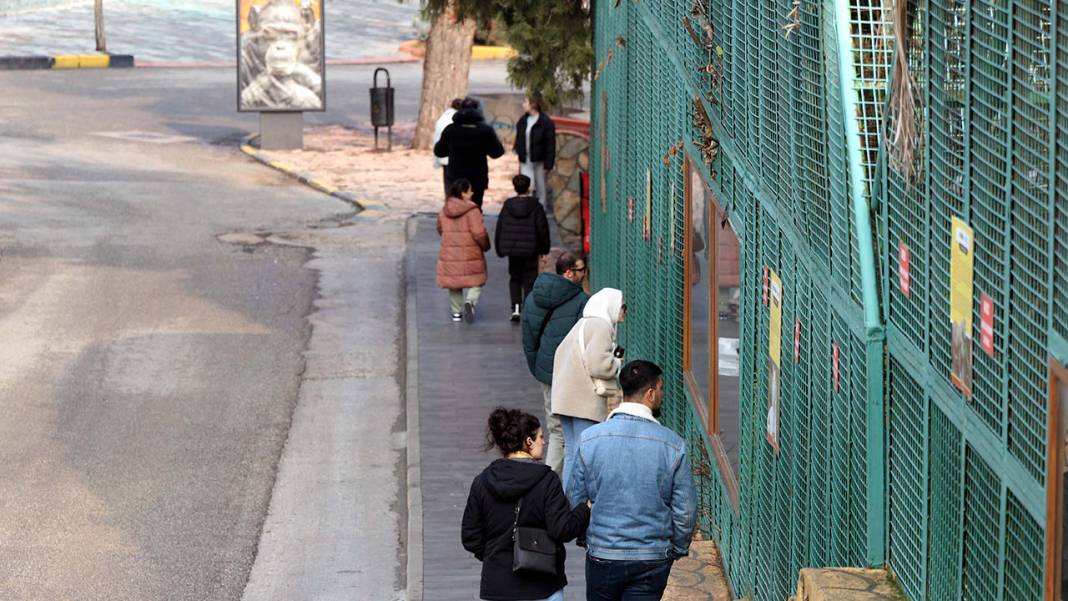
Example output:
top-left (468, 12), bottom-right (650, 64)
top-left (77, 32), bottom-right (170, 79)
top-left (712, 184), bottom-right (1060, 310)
top-left (485, 407), bottom-right (540, 455)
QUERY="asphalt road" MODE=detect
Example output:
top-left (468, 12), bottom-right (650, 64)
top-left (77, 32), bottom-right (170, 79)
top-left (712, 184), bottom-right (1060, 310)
top-left (0, 62), bottom-right (512, 600)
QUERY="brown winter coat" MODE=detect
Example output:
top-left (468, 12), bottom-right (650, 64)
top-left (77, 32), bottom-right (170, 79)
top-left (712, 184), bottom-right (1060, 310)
top-left (437, 197), bottom-right (491, 289)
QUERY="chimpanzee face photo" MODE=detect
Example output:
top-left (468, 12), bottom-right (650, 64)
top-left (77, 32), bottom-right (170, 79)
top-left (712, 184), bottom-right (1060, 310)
top-left (238, 0), bottom-right (324, 112)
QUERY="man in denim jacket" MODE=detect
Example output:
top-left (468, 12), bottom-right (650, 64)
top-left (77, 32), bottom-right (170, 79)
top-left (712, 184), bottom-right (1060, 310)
top-left (567, 360), bottom-right (697, 600)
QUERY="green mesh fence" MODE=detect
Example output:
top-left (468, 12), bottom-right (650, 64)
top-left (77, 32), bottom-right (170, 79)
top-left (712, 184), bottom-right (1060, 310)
top-left (589, 0), bottom-right (1064, 599)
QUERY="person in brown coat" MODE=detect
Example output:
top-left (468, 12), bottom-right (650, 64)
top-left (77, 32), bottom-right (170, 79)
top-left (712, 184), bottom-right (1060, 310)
top-left (438, 178), bottom-right (491, 323)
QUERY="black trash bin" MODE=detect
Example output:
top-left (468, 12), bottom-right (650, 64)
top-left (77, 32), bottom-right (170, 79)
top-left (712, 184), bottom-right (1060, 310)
top-left (370, 67), bottom-right (394, 150)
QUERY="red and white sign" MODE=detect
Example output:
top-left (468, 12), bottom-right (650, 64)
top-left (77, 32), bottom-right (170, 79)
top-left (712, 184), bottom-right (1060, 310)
top-left (980, 294), bottom-right (995, 357)
top-left (832, 342), bottom-right (840, 392)
top-left (763, 266), bottom-right (769, 305)
top-left (898, 242), bottom-right (911, 298)
top-left (794, 320), bottom-right (801, 364)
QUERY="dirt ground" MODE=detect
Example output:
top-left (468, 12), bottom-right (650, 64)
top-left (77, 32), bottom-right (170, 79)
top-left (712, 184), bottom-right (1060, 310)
top-left (262, 123), bottom-right (521, 216)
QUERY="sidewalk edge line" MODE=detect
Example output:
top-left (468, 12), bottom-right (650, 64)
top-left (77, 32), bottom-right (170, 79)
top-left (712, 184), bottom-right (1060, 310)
top-left (240, 135), bottom-right (365, 211)
top-left (404, 217), bottom-right (424, 601)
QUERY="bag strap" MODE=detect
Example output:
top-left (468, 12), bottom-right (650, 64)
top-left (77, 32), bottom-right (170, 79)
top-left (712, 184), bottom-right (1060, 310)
top-left (532, 306), bottom-right (557, 352)
top-left (512, 497), bottom-right (523, 541)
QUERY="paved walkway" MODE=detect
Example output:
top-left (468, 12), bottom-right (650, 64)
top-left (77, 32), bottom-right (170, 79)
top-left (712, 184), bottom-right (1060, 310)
top-left (408, 213), bottom-right (732, 601)
top-left (409, 214), bottom-right (588, 600)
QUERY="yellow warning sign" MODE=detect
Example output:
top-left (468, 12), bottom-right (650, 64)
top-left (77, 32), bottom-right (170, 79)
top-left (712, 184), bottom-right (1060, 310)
top-left (949, 217), bottom-right (974, 397)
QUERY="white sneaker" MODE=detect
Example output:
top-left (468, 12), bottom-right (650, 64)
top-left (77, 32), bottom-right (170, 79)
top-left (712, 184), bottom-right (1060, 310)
top-left (510, 304), bottom-right (521, 322)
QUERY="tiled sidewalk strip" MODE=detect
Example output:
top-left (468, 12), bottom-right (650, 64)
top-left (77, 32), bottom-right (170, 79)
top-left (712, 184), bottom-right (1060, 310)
top-left (0, 53), bottom-right (133, 69)
top-left (239, 135), bottom-right (379, 213)
top-left (407, 216), bottom-right (734, 601)
top-left (408, 215), bottom-right (586, 600)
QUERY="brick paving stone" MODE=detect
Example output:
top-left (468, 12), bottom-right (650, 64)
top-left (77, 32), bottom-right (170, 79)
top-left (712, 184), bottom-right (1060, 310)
top-left (411, 214), bottom-right (587, 600)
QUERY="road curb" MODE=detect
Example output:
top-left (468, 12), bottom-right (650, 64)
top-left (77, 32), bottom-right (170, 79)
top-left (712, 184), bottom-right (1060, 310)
top-left (398, 40), bottom-right (516, 61)
top-left (136, 54), bottom-right (419, 69)
top-left (0, 53), bottom-right (134, 70)
top-left (240, 135), bottom-right (383, 213)
top-left (403, 217), bottom-right (424, 601)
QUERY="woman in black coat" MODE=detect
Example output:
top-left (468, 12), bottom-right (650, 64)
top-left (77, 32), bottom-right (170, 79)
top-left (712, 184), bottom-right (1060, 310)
top-left (513, 97), bottom-right (556, 208)
top-left (435, 98), bottom-right (506, 209)
top-left (462, 408), bottom-right (590, 601)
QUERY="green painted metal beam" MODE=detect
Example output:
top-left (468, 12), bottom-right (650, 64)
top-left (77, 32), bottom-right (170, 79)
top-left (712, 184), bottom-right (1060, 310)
top-left (830, 0), bottom-right (887, 567)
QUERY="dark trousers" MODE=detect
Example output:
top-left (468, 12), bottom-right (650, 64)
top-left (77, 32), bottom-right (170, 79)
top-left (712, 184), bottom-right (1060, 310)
top-left (507, 256), bottom-right (539, 308)
top-left (471, 185), bottom-right (485, 209)
top-left (586, 556), bottom-right (673, 601)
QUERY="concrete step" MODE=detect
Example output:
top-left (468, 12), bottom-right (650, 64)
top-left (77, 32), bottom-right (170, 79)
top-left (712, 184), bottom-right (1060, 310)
top-left (791, 567), bottom-right (906, 601)
top-left (663, 541), bottom-right (734, 601)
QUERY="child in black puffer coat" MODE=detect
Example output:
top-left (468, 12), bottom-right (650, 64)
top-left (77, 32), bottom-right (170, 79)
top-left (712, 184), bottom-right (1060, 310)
top-left (495, 174), bottom-right (551, 321)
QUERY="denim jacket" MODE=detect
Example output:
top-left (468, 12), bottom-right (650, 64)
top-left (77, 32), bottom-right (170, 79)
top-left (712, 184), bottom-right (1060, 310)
top-left (566, 412), bottom-right (698, 560)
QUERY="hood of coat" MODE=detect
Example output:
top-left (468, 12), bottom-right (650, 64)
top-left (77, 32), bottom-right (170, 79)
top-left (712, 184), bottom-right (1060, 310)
top-left (531, 272), bottom-right (584, 310)
top-left (504, 195), bottom-right (541, 219)
top-left (583, 288), bottom-right (624, 333)
top-left (481, 458), bottom-right (552, 502)
top-left (454, 107), bottom-right (485, 125)
top-left (443, 196), bottom-right (480, 218)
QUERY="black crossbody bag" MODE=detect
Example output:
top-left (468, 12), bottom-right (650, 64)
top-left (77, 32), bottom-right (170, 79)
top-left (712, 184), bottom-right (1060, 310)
top-left (511, 497), bottom-right (559, 575)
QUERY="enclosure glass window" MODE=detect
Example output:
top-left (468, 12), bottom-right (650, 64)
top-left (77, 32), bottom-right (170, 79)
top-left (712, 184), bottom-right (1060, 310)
top-left (684, 157), bottom-right (742, 498)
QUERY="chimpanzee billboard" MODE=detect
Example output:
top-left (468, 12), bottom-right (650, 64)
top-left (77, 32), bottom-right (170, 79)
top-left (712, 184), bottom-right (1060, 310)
top-left (237, 0), bottom-right (324, 112)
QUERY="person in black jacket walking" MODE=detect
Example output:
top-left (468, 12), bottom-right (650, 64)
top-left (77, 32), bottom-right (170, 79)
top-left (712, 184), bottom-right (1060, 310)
top-left (462, 407), bottom-right (590, 601)
top-left (496, 174), bottom-right (551, 321)
top-left (435, 98), bottom-right (506, 210)
top-left (513, 96), bottom-right (556, 209)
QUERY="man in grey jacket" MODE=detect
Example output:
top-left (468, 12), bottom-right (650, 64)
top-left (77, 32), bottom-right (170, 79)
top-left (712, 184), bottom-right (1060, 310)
top-left (567, 360), bottom-right (697, 600)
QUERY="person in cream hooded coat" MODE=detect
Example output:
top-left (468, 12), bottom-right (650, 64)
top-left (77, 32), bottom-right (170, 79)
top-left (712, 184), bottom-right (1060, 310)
top-left (550, 287), bottom-right (625, 489)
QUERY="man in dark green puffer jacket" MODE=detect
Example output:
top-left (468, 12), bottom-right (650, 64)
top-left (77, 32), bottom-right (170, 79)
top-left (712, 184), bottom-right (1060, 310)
top-left (521, 251), bottom-right (589, 474)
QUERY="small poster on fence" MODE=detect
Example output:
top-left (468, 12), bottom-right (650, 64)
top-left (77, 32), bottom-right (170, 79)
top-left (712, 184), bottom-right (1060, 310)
top-left (766, 270), bottom-right (783, 453)
top-left (949, 217), bottom-right (974, 397)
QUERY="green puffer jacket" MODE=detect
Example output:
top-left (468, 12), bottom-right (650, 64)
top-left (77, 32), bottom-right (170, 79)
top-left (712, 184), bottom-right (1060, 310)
top-left (522, 273), bottom-right (589, 385)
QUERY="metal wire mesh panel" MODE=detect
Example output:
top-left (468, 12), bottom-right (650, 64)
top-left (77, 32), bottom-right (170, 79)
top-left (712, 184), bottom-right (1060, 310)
top-left (887, 358), bottom-right (925, 601)
top-left (961, 446), bottom-right (1000, 600)
top-left (589, 0), bottom-right (1059, 598)
top-left (926, 403), bottom-right (962, 601)
top-left (1055, 0), bottom-right (1068, 344)
top-left (1003, 492), bottom-right (1044, 600)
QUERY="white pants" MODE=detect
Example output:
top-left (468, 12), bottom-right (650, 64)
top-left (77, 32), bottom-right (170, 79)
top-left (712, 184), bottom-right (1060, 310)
top-left (521, 161), bottom-right (550, 209)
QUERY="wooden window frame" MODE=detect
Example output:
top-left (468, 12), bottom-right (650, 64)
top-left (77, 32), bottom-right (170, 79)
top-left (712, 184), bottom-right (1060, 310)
top-left (1046, 358), bottom-right (1068, 601)
top-left (682, 154), bottom-right (740, 512)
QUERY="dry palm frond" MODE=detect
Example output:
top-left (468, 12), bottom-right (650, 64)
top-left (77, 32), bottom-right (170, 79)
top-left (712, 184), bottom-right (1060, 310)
top-left (682, 16), bottom-right (706, 50)
top-left (886, 0), bottom-right (921, 186)
top-left (783, 0), bottom-right (801, 38)
top-left (698, 15), bottom-right (715, 46)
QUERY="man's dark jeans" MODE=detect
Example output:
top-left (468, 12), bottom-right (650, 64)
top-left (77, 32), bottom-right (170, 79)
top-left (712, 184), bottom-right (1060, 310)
top-left (585, 555), bottom-right (673, 600)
